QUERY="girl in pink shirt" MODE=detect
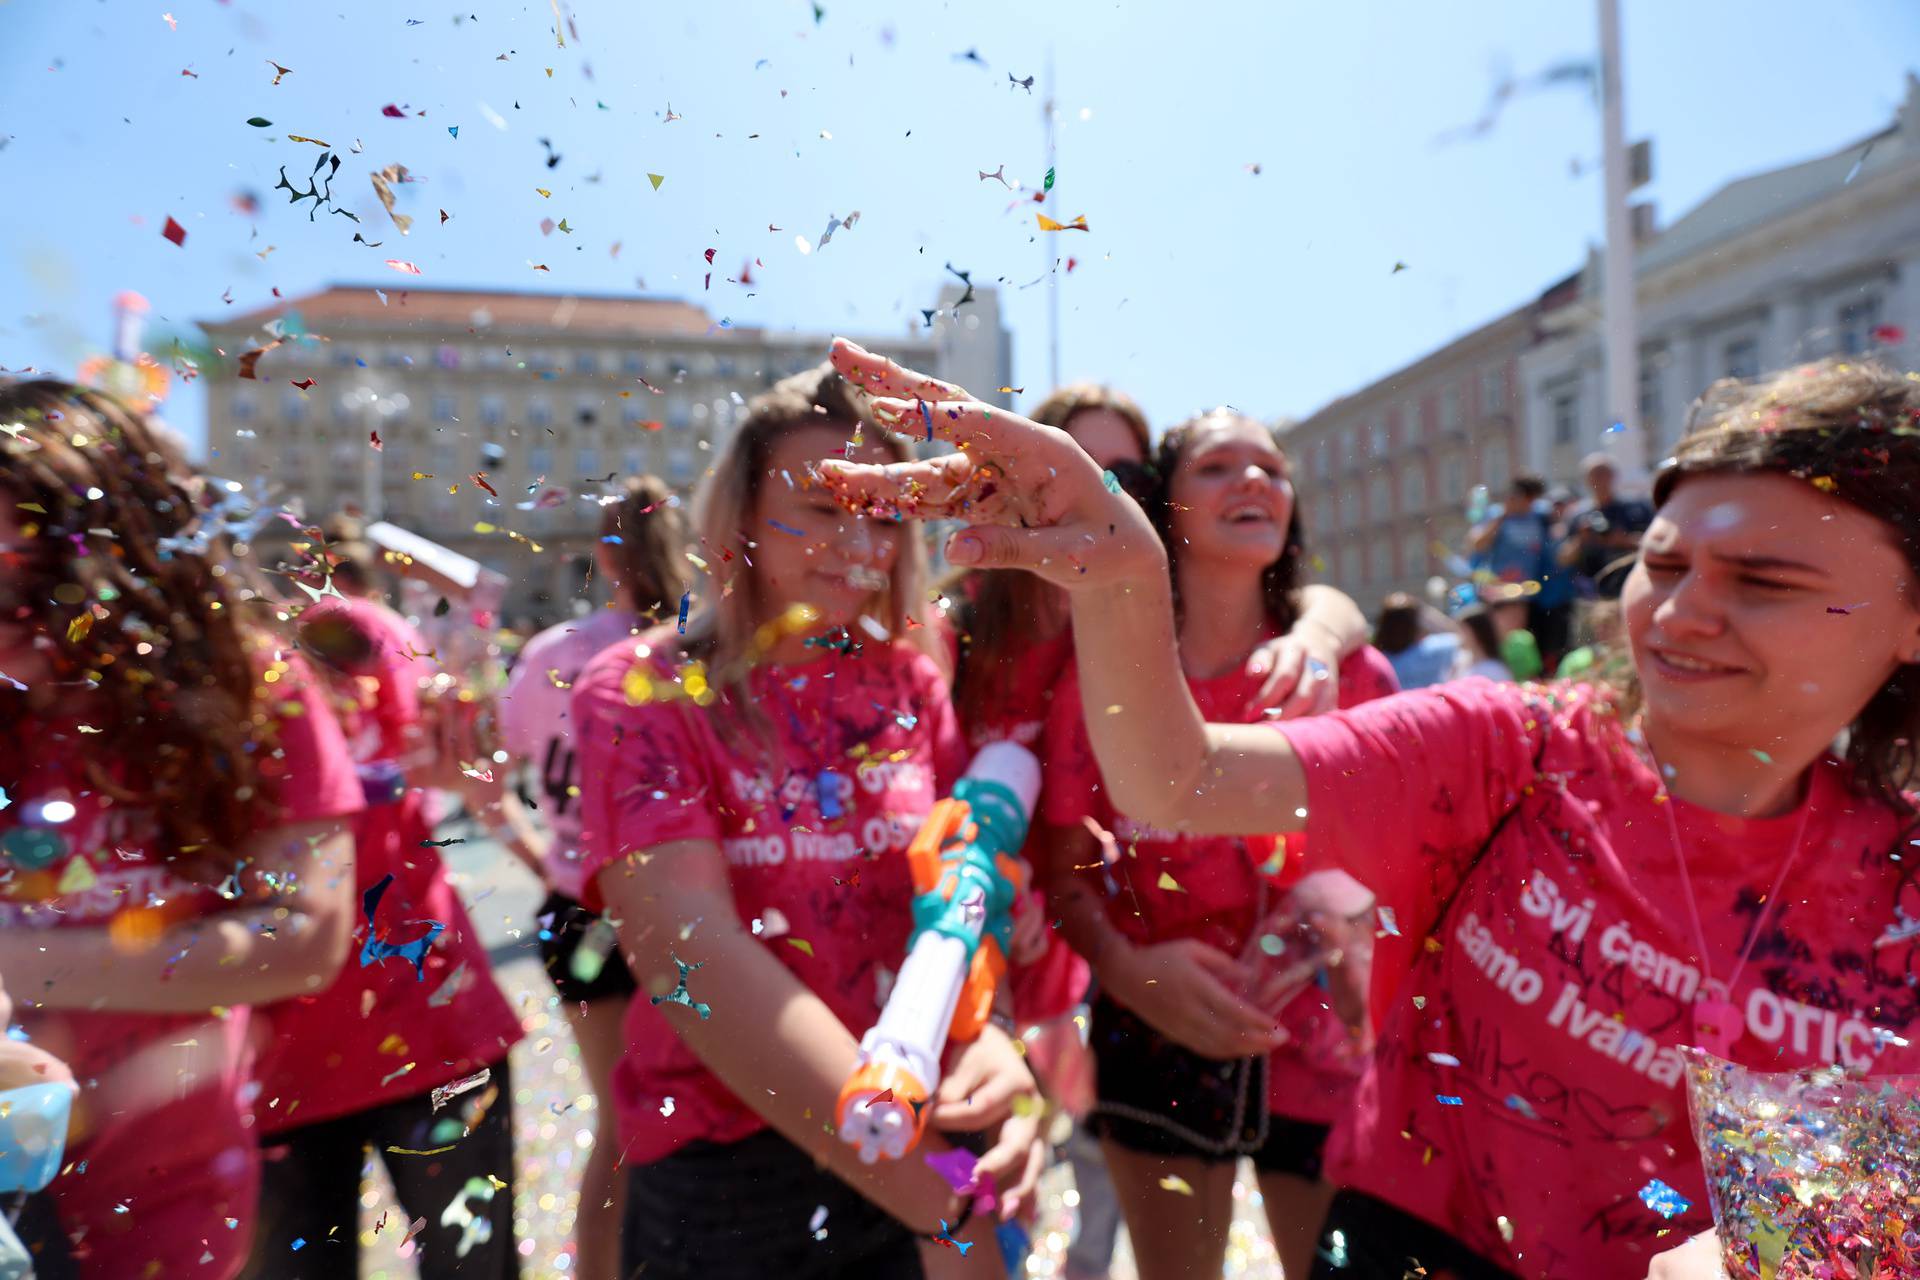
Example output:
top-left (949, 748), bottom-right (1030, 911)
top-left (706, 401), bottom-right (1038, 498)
top-left (820, 347), bottom-right (1920, 1280)
top-left (571, 365), bottom-right (1045, 1280)
top-left (242, 525), bottom-right (524, 1280)
top-left (1041, 409), bottom-right (1397, 1280)
top-left (485, 474), bottom-right (690, 1280)
top-left (0, 381), bottom-right (362, 1279)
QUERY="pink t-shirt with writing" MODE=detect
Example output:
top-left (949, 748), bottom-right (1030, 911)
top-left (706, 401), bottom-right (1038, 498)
top-left (572, 639), bottom-right (967, 1165)
top-left (251, 596), bottom-right (522, 1134)
top-left (498, 608), bottom-right (643, 899)
top-left (1276, 678), bottom-right (1920, 1277)
top-left (0, 652), bottom-right (362, 1279)
top-left (1044, 644), bottom-right (1400, 1123)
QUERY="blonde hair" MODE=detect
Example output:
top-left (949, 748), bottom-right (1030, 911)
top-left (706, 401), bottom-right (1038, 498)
top-left (1030, 381), bottom-right (1152, 455)
top-left (678, 364), bottom-right (929, 731)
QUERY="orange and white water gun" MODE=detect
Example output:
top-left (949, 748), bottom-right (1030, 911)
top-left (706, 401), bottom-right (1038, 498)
top-left (836, 742), bottom-right (1041, 1163)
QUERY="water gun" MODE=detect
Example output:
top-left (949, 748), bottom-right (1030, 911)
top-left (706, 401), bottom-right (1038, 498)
top-left (836, 742), bottom-right (1041, 1163)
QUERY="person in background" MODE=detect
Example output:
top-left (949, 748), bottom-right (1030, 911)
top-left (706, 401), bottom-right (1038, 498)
top-left (1041, 409), bottom-right (1399, 1280)
top-left (1371, 593), bottom-right (1463, 691)
top-left (1562, 451), bottom-right (1655, 601)
top-left (942, 384), bottom-right (1370, 1280)
top-left (1470, 475), bottom-right (1573, 670)
top-left (243, 519), bottom-right (524, 1280)
top-left (572, 365), bottom-right (1045, 1279)
top-left (1452, 603), bottom-right (1515, 682)
top-left (0, 381), bottom-right (361, 1279)
top-left (485, 475), bottom-right (690, 1280)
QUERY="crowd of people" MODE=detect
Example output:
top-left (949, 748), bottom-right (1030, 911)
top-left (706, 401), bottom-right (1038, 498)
top-left (2, 342), bottom-right (1918, 1280)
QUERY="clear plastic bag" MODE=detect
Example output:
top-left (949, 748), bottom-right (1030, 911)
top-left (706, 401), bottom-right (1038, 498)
top-left (1683, 1049), bottom-right (1920, 1279)
top-left (1242, 870), bottom-right (1376, 1077)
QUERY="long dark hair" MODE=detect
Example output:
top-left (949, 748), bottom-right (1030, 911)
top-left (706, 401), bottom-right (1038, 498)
top-left (601, 473), bottom-right (690, 616)
top-left (0, 380), bottom-right (266, 882)
top-left (1149, 408), bottom-right (1306, 635)
top-left (1620, 357), bottom-right (1920, 810)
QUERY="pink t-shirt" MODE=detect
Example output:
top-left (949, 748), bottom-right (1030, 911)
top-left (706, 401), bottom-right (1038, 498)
top-left (572, 638), bottom-right (967, 1165)
top-left (0, 652), bottom-right (362, 1279)
top-left (499, 608), bottom-right (643, 899)
top-left (944, 606), bottom-right (1088, 1025)
top-left (251, 596), bottom-right (523, 1133)
top-left (1276, 678), bottom-right (1920, 1277)
top-left (1043, 643), bottom-right (1400, 1123)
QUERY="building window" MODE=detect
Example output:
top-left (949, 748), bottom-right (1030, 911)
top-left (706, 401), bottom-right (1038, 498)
top-left (1402, 530), bottom-right (1428, 580)
top-left (575, 352), bottom-right (600, 375)
top-left (529, 444), bottom-right (553, 478)
top-left (623, 353), bottom-right (647, 375)
top-left (1399, 465), bottom-right (1427, 513)
top-left (1339, 489), bottom-right (1359, 531)
top-left (667, 401), bottom-right (692, 431)
top-left (669, 442), bottom-right (696, 485)
top-left (1342, 544), bottom-right (1363, 589)
top-left (576, 397), bottom-right (601, 427)
top-left (622, 446), bottom-right (646, 477)
top-left (1368, 473), bottom-right (1392, 521)
top-left (1723, 336), bottom-right (1760, 380)
top-left (1483, 437), bottom-right (1511, 489)
top-left (577, 447), bottom-right (601, 477)
top-left (1441, 455), bottom-right (1466, 504)
top-left (480, 395), bottom-right (505, 427)
top-left (528, 398), bottom-right (553, 428)
top-left (1440, 384), bottom-right (1461, 434)
top-left (1369, 420), bottom-right (1389, 457)
top-left (1314, 438), bottom-right (1331, 480)
top-left (1839, 295), bottom-right (1884, 356)
top-left (1369, 537), bottom-right (1391, 586)
top-left (433, 394), bottom-right (458, 423)
top-left (382, 348), bottom-right (413, 369)
top-left (1551, 391), bottom-right (1579, 446)
top-left (283, 389), bottom-right (309, 424)
top-left (232, 393), bottom-right (255, 422)
top-left (436, 345), bottom-right (461, 371)
top-left (1638, 359), bottom-right (1663, 444)
top-left (1481, 367), bottom-right (1506, 414)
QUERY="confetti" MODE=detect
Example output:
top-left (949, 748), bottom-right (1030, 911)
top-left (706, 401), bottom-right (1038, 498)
top-left (1036, 213), bottom-right (1089, 232)
top-left (930, 1220), bottom-right (973, 1256)
top-left (161, 216), bottom-right (187, 246)
top-left (660, 1096), bottom-right (675, 1117)
top-left (384, 259), bottom-right (422, 275)
top-left (1377, 906), bottom-right (1401, 937)
top-left (430, 1068), bottom-right (491, 1112)
top-left (1157, 1175), bottom-right (1193, 1195)
top-left (1638, 1178), bottom-right (1691, 1220)
top-left (649, 953), bottom-right (712, 1019)
top-left (786, 938), bottom-right (814, 957)
top-left (647, 173), bottom-right (665, 190)
top-left (1436, 1095), bottom-right (1463, 1106)
top-left (267, 61), bottom-right (292, 84)
top-left (246, 117), bottom-right (273, 128)
top-left (359, 873), bottom-right (446, 980)
top-left (1426, 1052), bottom-right (1461, 1068)
top-left (677, 590), bottom-right (691, 634)
top-left (1155, 871), bottom-right (1184, 893)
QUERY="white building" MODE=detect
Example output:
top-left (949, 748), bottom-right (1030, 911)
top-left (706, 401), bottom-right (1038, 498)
top-left (200, 284), bottom-right (1011, 620)
top-left (1521, 73), bottom-right (1920, 484)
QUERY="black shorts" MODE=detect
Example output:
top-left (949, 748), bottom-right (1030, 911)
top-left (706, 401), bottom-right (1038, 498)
top-left (1308, 1191), bottom-right (1518, 1280)
top-left (1527, 601), bottom-right (1574, 661)
top-left (1085, 996), bottom-right (1329, 1179)
top-left (537, 890), bottom-right (638, 1005)
top-left (622, 1130), bottom-right (924, 1279)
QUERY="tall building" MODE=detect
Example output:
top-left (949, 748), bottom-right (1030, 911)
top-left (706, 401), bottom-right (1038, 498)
top-left (1277, 297), bottom-right (1548, 609)
top-left (1521, 73), bottom-right (1920, 480)
top-left (200, 284), bottom-right (1011, 620)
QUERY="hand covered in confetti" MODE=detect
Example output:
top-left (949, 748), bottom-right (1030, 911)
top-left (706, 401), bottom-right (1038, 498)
top-left (819, 339), bottom-right (1165, 590)
top-left (1247, 633), bottom-right (1340, 720)
top-left (1107, 939), bottom-right (1286, 1060)
top-left (931, 1025), bottom-right (1046, 1220)
top-left (1646, 1231), bottom-right (1725, 1280)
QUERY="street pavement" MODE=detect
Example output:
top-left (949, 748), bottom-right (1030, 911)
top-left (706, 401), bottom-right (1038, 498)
top-left (351, 832), bottom-right (1284, 1279)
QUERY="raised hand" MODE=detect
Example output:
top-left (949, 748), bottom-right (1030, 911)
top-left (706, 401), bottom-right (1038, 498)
top-left (820, 339), bottom-right (1164, 590)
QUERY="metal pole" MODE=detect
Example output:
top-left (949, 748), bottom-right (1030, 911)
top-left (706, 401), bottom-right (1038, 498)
top-left (1043, 49), bottom-right (1060, 394)
top-left (1597, 0), bottom-right (1645, 490)
top-left (362, 396), bottom-right (381, 520)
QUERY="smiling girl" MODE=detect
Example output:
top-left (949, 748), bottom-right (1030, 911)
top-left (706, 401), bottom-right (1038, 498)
top-left (570, 366), bottom-right (1043, 1280)
top-left (1041, 410), bottom-right (1397, 1280)
top-left (819, 347), bottom-right (1920, 1280)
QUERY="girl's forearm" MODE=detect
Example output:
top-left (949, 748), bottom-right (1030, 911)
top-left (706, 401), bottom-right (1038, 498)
top-left (1294, 584), bottom-right (1368, 661)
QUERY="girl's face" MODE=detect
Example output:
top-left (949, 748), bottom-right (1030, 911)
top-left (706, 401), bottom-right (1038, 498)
top-left (1168, 418), bottom-right (1294, 572)
top-left (1063, 408), bottom-right (1146, 471)
top-left (1622, 471), bottom-right (1920, 752)
top-left (751, 424), bottom-right (902, 631)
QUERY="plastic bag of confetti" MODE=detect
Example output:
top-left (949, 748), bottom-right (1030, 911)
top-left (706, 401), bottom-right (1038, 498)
top-left (1243, 871), bottom-right (1376, 1077)
top-left (1684, 1049), bottom-right (1920, 1280)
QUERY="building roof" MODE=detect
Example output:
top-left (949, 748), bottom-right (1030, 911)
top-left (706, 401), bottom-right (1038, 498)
top-left (205, 284), bottom-right (756, 341)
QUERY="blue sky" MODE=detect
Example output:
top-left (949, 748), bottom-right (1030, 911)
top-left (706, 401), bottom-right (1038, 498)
top-left (2, 0), bottom-right (1915, 458)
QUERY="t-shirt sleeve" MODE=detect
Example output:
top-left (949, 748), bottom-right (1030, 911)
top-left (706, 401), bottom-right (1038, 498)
top-left (1272, 679), bottom-right (1546, 911)
top-left (259, 656), bottom-right (365, 825)
top-left (1039, 661), bottom-right (1102, 829)
top-left (907, 650), bottom-right (969, 794)
top-left (496, 629), bottom-right (549, 760)
top-left (572, 653), bottom-right (722, 908)
top-left (1336, 645), bottom-right (1401, 709)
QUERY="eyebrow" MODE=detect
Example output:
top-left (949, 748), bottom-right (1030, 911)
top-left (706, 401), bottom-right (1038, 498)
top-left (1644, 547), bottom-right (1831, 577)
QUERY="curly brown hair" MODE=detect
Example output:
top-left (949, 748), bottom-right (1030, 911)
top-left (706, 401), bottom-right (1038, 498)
top-left (1615, 357), bottom-right (1920, 808)
top-left (601, 473), bottom-right (690, 616)
top-left (0, 380), bottom-right (267, 881)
